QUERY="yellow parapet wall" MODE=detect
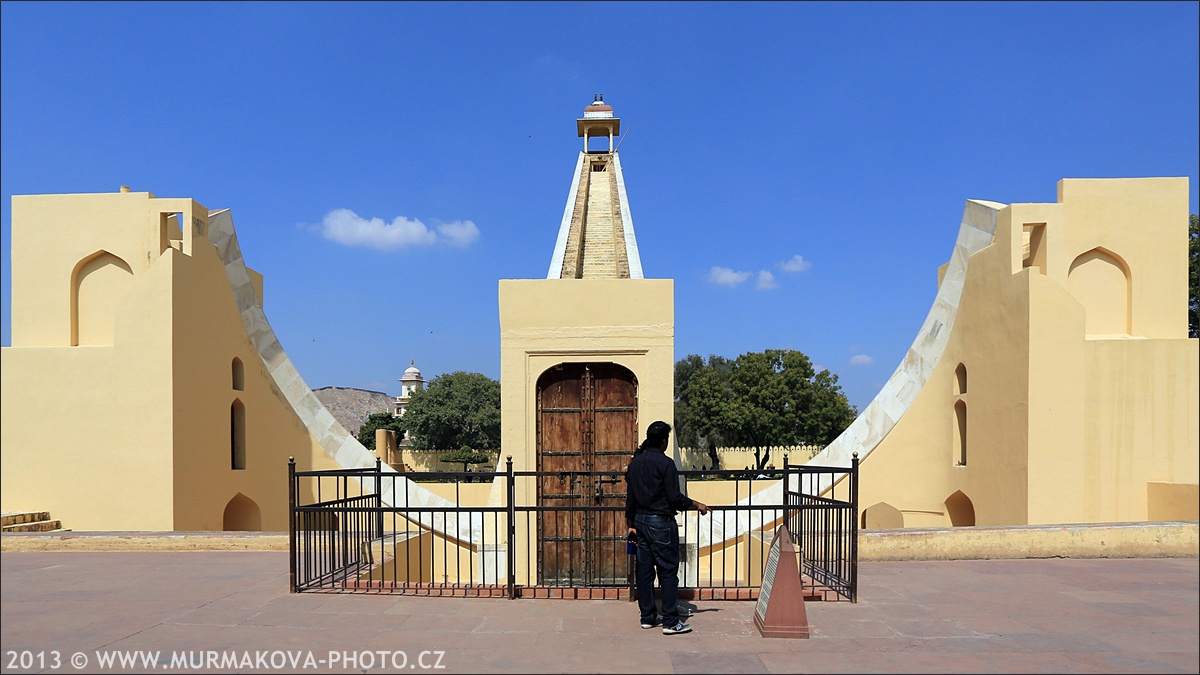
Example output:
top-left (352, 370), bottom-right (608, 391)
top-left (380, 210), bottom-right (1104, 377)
top-left (6, 522), bottom-right (1195, 559)
top-left (859, 521), bottom-right (1199, 561)
top-left (0, 532), bottom-right (291, 552)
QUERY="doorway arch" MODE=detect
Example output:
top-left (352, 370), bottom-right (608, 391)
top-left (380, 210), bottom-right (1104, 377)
top-left (945, 490), bottom-right (976, 527)
top-left (862, 501), bottom-right (904, 529)
top-left (223, 492), bottom-right (261, 531)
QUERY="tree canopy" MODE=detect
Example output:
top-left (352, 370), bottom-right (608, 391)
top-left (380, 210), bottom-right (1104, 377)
top-left (439, 446), bottom-right (493, 472)
top-left (676, 349), bottom-right (857, 470)
top-left (356, 411), bottom-right (406, 451)
top-left (674, 354), bottom-right (733, 457)
top-left (404, 371), bottom-right (501, 451)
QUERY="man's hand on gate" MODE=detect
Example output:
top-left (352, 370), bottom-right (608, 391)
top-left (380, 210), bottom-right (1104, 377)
top-left (693, 500), bottom-right (710, 515)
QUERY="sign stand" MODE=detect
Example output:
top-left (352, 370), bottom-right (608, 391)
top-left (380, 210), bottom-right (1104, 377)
top-left (753, 525), bottom-right (810, 639)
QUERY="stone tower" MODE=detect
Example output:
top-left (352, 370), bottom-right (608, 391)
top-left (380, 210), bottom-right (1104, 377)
top-left (498, 95), bottom-right (675, 584)
top-left (548, 94), bottom-right (643, 280)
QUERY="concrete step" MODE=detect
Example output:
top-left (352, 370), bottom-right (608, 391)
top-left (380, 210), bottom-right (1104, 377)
top-left (3, 519), bottom-right (63, 533)
top-left (2, 511), bottom-right (51, 527)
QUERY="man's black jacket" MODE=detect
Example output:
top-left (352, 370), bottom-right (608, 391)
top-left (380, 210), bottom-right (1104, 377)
top-left (625, 449), bottom-right (692, 522)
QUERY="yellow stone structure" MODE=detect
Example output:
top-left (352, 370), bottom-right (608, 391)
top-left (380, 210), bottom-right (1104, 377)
top-left (0, 190), bottom-right (353, 531)
top-left (2, 96), bottom-right (1194, 546)
top-left (811, 178), bottom-right (1198, 528)
top-left (499, 95), bottom-right (675, 481)
top-left (496, 96), bottom-right (676, 585)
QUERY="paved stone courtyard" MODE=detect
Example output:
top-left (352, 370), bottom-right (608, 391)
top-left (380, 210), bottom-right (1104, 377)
top-left (1, 551), bottom-right (1196, 673)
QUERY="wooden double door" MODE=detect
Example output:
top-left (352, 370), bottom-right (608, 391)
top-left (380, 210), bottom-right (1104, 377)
top-left (536, 362), bottom-right (637, 585)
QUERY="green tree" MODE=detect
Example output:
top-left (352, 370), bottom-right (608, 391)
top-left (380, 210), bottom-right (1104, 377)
top-left (439, 446), bottom-right (492, 472)
top-left (356, 411), bottom-right (406, 451)
top-left (1189, 213), bottom-right (1198, 339)
top-left (673, 354), bottom-right (706, 450)
top-left (681, 349), bottom-right (857, 470)
top-left (404, 371), bottom-right (501, 451)
top-left (678, 355), bottom-right (735, 469)
top-left (674, 354), bottom-right (732, 458)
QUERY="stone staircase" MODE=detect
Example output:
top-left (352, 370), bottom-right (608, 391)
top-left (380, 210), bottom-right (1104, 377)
top-left (2, 511), bottom-right (67, 533)
top-left (581, 171), bottom-right (619, 278)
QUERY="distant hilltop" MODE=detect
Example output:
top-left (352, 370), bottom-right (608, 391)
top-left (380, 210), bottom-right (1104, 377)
top-left (312, 387), bottom-right (394, 437)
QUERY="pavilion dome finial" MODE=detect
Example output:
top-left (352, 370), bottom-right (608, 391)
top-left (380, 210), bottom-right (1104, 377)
top-left (583, 94), bottom-right (613, 118)
top-left (402, 360), bottom-right (423, 381)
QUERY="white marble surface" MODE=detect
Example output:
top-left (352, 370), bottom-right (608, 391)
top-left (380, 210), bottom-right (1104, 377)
top-left (612, 153), bottom-right (644, 279)
top-left (546, 152), bottom-right (585, 279)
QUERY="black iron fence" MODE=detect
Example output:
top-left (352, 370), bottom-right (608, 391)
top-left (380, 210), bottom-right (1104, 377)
top-left (289, 455), bottom-right (857, 602)
top-left (783, 453), bottom-right (859, 602)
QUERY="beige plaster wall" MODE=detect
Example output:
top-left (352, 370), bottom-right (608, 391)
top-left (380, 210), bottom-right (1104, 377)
top-left (3, 193), bottom-right (181, 529)
top-left (10, 193), bottom-right (179, 347)
top-left (498, 277), bottom-right (673, 577)
top-left (678, 445), bottom-right (823, 471)
top-left (1078, 339), bottom-right (1200, 521)
top-left (1147, 482), bottom-right (1200, 521)
top-left (1026, 179), bottom-right (1196, 524)
top-left (1018, 202), bottom-right (1089, 526)
top-left (1, 334), bottom-right (177, 530)
top-left (498, 277), bottom-right (674, 488)
top-left (2, 191), bottom-right (341, 532)
top-left (1057, 178), bottom-right (1189, 339)
top-left (854, 178), bottom-right (1197, 530)
top-left (170, 221), bottom-right (338, 531)
top-left (856, 204), bottom-right (1034, 527)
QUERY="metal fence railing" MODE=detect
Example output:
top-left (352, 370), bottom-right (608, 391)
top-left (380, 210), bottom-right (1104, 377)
top-left (289, 455), bottom-right (857, 602)
top-left (783, 453), bottom-right (859, 602)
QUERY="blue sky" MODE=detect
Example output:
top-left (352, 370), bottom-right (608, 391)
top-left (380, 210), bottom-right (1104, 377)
top-left (2, 2), bottom-right (1197, 412)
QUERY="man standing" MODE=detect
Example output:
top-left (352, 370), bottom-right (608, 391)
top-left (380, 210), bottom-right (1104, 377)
top-left (625, 421), bottom-right (709, 635)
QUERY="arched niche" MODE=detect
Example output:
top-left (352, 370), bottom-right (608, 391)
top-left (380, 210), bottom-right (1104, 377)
top-left (1068, 247), bottom-right (1131, 336)
top-left (945, 490), bottom-right (976, 527)
top-left (231, 400), bottom-right (246, 470)
top-left (953, 400), bottom-right (967, 466)
top-left (232, 357), bottom-right (245, 391)
top-left (71, 250), bottom-right (134, 346)
top-left (222, 492), bottom-right (261, 531)
top-left (861, 501), bottom-right (904, 529)
top-left (954, 363), bottom-right (967, 395)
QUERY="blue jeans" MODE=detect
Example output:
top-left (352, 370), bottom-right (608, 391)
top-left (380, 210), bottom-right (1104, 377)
top-left (634, 512), bottom-right (682, 626)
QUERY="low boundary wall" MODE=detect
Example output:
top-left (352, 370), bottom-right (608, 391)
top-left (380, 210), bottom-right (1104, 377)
top-left (6, 521), bottom-right (1195, 558)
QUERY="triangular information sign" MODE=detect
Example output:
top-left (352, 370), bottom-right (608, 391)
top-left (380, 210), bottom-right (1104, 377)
top-left (753, 525), bottom-right (810, 638)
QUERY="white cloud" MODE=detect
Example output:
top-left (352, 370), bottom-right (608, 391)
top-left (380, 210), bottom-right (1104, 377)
top-left (316, 209), bottom-right (479, 251)
top-left (755, 270), bottom-right (778, 290)
top-left (850, 354), bottom-right (875, 366)
top-left (708, 266), bottom-right (751, 287)
top-left (436, 220), bottom-right (480, 247)
top-left (779, 254), bottom-right (812, 273)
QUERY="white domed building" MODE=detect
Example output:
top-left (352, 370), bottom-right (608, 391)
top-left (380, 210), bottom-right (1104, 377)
top-left (393, 360), bottom-right (425, 439)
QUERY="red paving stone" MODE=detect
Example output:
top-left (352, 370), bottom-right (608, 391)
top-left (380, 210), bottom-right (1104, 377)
top-left (0, 552), bottom-right (1195, 674)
